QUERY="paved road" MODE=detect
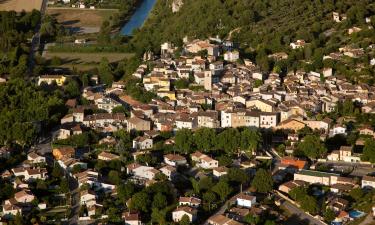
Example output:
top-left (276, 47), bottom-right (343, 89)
top-left (281, 200), bottom-right (326, 225)
top-left (359, 213), bottom-right (374, 225)
top-left (28, 0), bottom-right (48, 74)
top-left (319, 161), bottom-right (375, 177)
top-left (275, 193), bottom-right (326, 225)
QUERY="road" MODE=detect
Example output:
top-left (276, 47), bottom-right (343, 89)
top-left (319, 161), bottom-right (375, 177)
top-left (28, 0), bottom-right (48, 74)
top-left (359, 213), bottom-right (374, 225)
top-left (281, 198), bottom-right (326, 225)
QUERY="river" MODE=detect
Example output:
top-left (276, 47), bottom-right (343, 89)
top-left (120, 0), bottom-right (157, 36)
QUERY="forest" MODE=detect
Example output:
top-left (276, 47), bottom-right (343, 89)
top-left (0, 79), bottom-right (65, 147)
top-left (0, 10), bottom-right (41, 77)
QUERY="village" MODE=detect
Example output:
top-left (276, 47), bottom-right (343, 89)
top-left (1, 9), bottom-right (375, 225)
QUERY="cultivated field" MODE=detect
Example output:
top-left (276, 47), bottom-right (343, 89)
top-left (44, 51), bottom-right (134, 70)
top-left (47, 7), bottom-right (118, 33)
top-left (0, 0), bottom-right (43, 11)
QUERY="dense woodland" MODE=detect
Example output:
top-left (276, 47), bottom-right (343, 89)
top-left (0, 10), bottom-right (41, 76)
top-left (0, 79), bottom-right (65, 147)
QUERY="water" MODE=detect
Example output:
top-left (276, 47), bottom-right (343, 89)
top-left (349, 210), bottom-right (365, 218)
top-left (120, 0), bottom-right (157, 36)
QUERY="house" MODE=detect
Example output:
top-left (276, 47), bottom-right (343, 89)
top-left (246, 99), bottom-right (274, 112)
top-left (331, 124), bottom-right (346, 136)
top-left (276, 119), bottom-right (306, 132)
top-left (290, 40), bottom-right (306, 49)
top-left (12, 168), bottom-right (48, 181)
top-left (213, 167), bottom-right (228, 177)
top-left (127, 163), bottom-right (160, 180)
top-left (294, 170), bottom-right (339, 186)
top-left (164, 154), bottom-right (187, 166)
top-left (278, 180), bottom-right (306, 194)
top-left (362, 176), bottom-right (375, 189)
top-left (179, 197), bottom-right (202, 208)
top-left (172, 206), bottom-right (197, 223)
top-left (27, 152), bottom-right (46, 164)
top-left (2, 200), bottom-right (22, 217)
top-left (80, 190), bottom-right (96, 206)
top-left (98, 151), bottom-right (120, 161)
top-left (358, 125), bottom-right (375, 137)
top-left (279, 157), bottom-right (307, 170)
top-left (208, 214), bottom-right (244, 225)
top-left (38, 75), bottom-right (66, 86)
top-left (224, 51), bottom-right (240, 62)
top-left (159, 165), bottom-right (177, 180)
top-left (235, 193), bottom-right (256, 208)
top-left (52, 147), bottom-right (75, 160)
top-left (127, 117), bottom-right (151, 132)
top-left (132, 136), bottom-right (153, 150)
top-left (14, 190), bottom-right (35, 203)
top-left (327, 197), bottom-right (349, 213)
top-left (191, 151), bottom-right (218, 169)
top-left (327, 146), bottom-right (360, 162)
top-left (123, 212), bottom-right (142, 225)
top-left (259, 112), bottom-right (278, 128)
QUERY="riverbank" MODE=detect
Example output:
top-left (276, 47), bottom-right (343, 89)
top-left (120, 0), bottom-right (157, 36)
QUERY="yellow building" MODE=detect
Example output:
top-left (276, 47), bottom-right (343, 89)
top-left (276, 119), bottom-right (306, 131)
top-left (38, 75), bottom-right (67, 86)
top-left (246, 99), bottom-right (274, 112)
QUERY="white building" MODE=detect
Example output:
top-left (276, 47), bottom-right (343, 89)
top-left (236, 193), bottom-right (256, 208)
top-left (362, 176), bottom-right (375, 189)
top-left (172, 206), bottom-right (197, 223)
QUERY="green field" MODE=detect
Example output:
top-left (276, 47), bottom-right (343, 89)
top-left (44, 51), bottom-right (134, 70)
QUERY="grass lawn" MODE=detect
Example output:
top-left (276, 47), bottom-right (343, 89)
top-left (44, 51), bottom-right (134, 70)
top-left (47, 7), bottom-right (118, 29)
top-left (0, 0), bottom-right (43, 11)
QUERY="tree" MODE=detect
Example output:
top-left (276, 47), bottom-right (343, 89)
top-left (361, 139), bottom-right (375, 163)
top-left (151, 208), bottom-right (167, 224)
top-left (228, 168), bottom-right (249, 185)
top-left (323, 208), bottom-right (336, 223)
top-left (251, 169), bottom-right (273, 193)
top-left (203, 191), bottom-right (216, 211)
top-left (243, 214), bottom-right (260, 225)
top-left (129, 191), bottom-right (150, 213)
top-left (175, 128), bottom-right (194, 154)
top-left (179, 215), bottom-right (191, 225)
top-left (52, 165), bottom-right (63, 178)
top-left (212, 180), bottom-right (232, 201)
top-left (300, 195), bottom-right (318, 214)
top-left (117, 182), bottom-right (135, 202)
top-left (349, 188), bottom-right (364, 201)
top-left (194, 128), bottom-right (216, 152)
top-left (216, 128), bottom-right (240, 154)
top-left (297, 135), bottom-right (327, 159)
top-left (60, 178), bottom-right (69, 193)
top-left (239, 128), bottom-right (261, 157)
top-left (152, 192), bottom-right (167, 209)
top-left (108, 170), bottom-right (121, 185)
top-left (98, 57), bottom-right (114, 86)
top-left (64, 79), bottom-right (80, 98)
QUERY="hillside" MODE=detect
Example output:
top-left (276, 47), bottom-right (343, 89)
top-left (129, 0), bottom-right (375, 81)
top-left (131, 0), bottom-right (374, 52)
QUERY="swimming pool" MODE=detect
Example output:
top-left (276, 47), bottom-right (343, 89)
top-left (349, 210), bottom-right (365, 218)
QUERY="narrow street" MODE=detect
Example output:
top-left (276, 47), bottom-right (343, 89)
top-left (68, 174), bottom-right (80, 225)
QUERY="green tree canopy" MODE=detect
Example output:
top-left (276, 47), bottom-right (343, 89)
top-left (251, 168), bottom-right (273, 193)
top-left (297, 135), bottom-right (327, 159)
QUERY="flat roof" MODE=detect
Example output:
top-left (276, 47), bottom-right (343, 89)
top-left (297, 169), bottom-right (339, 178)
